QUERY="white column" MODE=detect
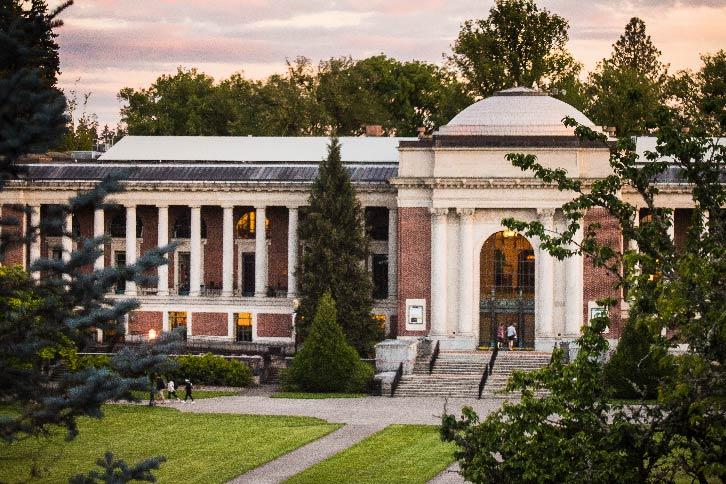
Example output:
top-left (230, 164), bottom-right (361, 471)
top-left (93, 208), bottom-right (105, 270)
top-left (254, 206), bottom-right (267, 298)
top-left (537, 209), bottom-right (555, 338)
top-left (157, 205), bottom-right (169, 296)
top-left (222, 205), bottom-right (234, 297)
top-left (457, 208), bottom-right (474, 337)
top-left (565, 225), bottom-right (584, 335)
top-left (430, 208), bottom-right (448, 336)
top-left (667, 209), bottom-right (676, 245)
top-left (62, 211), bottom-right (73, 262)
top-left (29, 205), bottom-right (41, 278)
top-left (387, 207), bottom-right (397, 299)
top-left (287, 206), bottom-right (298, 297)
top-left (125, 205), bottom-right (137, 296)
top-left (189, 205), bottom-right (201, 297)
top-left (629, 207), bottom-right (640, 252)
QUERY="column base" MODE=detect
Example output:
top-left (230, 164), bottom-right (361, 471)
top-left (222, 291), bottom-right (233, 297)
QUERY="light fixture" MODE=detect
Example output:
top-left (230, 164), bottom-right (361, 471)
top-left (148, 328), bottom-right (157, 340)
top-left (502, 228), bottom-right (516, 238)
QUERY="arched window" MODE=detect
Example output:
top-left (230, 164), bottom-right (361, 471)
top-left (173, 217), bottom-right (207, 239)
top-left (236, 210), bottom-right (269, 239)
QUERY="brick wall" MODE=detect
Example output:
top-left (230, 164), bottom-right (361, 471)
top-left (1, 205), bottom-right (25, 267)
top-left (257, 313), bottom-right (292, 337)
top-left (583, 208), bottom-right (623, 337)
top-left (129, 311), bottom-right (163, 335)
top-left (267, 207), bottom-right (288, 292)
top-left (202, 206), bottom-right (223, 289)
top-left (193, 312), bottom-right (227, 336)
top-left (396, 207), bottom-right (431, 336)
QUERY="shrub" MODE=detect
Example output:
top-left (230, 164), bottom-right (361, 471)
top-left (170, 353), bottom-right (252, 387)
top-left (604, 319), bottom-right (673, 399)
top-left (287, 292), bottom-right (373, 393)
top-left (76, 354), bottom-right (112, 370)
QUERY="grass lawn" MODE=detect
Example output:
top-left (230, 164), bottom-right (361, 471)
top-left (1, 405), bottom-right (340, 484)
top-left (129, 389), bottom-right (239, 401)
top-left (285, 425), bottom-right (456, 484)
top-left (271, 392), bottom-right (368, 399)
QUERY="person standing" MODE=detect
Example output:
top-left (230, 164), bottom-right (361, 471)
top-left (497, 323), bottom-right (505, 349)
top-left (155, 376), bottom-right (166, 404)
top-left (506, 323), bottom-right (517, 351)
top-left (183, 378), bottom-right (194, 403)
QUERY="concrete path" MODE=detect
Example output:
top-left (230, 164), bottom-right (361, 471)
top-left (428, 462), bottom-right (466, 483)
top-left (170, 394), bottom-right (509, 425)
top-left (228, 423), bottom-right (385, 484)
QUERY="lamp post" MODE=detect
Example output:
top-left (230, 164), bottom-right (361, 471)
top-left (292, 298), bottom-right (300, 353)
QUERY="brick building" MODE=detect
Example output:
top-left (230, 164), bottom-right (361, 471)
top-left (0, 87), bottom-right (696, 351)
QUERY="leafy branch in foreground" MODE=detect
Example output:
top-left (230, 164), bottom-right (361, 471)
top-left (442, 110), bottom-right (725, 483)
top-left (69, 452), bottom-right (167, 484)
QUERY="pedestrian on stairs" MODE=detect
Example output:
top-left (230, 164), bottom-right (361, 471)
top-left (497, 323), bottom-right (505, 349)
top-left (507, 323), bottom-right (517, 351)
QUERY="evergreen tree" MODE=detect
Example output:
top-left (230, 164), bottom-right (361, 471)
top-left (297, 138), bottom-right (381, 357)
top-left (287, 292), bottom-right (373, 393)
top-left (586, 17), bottom-right (667, 136)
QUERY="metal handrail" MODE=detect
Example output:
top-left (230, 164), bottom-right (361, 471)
top-left (479, 346), bottom-right (499, 399)
top-left (428, 340), bottom-right (440, 374)
top-left (391, 362), bottom-right (404, 397)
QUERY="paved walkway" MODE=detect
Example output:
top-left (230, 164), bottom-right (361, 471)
top-left (168, 392), bottom-right (503, 483)
top-left (229, 423), bottom-right (386, 484)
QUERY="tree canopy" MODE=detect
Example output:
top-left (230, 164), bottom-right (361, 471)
top-left (448, 0), bottom-right (581, 101)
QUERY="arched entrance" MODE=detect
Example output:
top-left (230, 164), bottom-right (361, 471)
top-left (479, 231), bottom-right (535, 348)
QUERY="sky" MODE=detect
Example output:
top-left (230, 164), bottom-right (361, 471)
top-left (51, 0), bottom-right (726, 128)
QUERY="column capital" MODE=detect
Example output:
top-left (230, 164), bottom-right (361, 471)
top-left (188, 204), bottom-right (201, 210)
top-left (221, 204), bottom-right (234, 210)
top-left (124, 203), bottom-right (136, 209)
top-left (286, 205), bottom-right (300, 211)
top-left (254, 204), bottom-right (267, 210)
top-left (456, 208), bottom-right (475, 218)
top-left (429, 207), bottom-right (449, 218)
top-left (155, 203), bottom-right (169, 209)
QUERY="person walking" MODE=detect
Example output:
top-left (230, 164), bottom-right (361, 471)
top-left (497, 323), bottom-right (505, 349)
top-left (506, 323), bottom-right (517, 351)
top-left (183, 378), bottom-right (194, 403)
top-left (155, 376), bottom-right (166, 404)
top-left (167, 379), bottom-right (179, 401)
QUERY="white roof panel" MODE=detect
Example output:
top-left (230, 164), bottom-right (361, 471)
top-left (99, 136), bottom-right (414, 163)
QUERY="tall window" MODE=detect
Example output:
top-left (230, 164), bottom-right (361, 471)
top-left (108, 213), bottom-right (142, 238)
top-left (365, 207), bottom-right (389, 241)
top-left (372, 254), bottom-right (389, 299)
top-left (173, 217), bottom-right (206, 238)
top-left (236, 209), bottom-right (269, 239)
top-left (235, 312), bottom-right (253, 342)
top-left (114, 251), bottom-right (126, 294)
top-left (168, 311), bottom-right (187, 329)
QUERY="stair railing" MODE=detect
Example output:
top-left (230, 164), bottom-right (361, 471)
top-left (428, 340), bottom-right (440, 374)
top-left (479, 346), bottom-right (499, 399)
top-left (391, 362), bottom-right (404, 397)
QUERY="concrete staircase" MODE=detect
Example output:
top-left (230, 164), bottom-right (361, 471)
top-left (393, 350), bottom-right (551, 398)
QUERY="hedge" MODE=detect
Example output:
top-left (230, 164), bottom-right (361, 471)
top-left (169, 353), bottom-right (253, 387)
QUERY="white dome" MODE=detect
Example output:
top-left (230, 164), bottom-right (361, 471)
top-left (438, 86), bottom-right (598, 137)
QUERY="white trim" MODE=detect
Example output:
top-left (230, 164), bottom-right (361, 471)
top-left (405, 298), bottom-right (427, 332)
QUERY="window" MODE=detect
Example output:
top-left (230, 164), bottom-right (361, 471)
top-left (114, 251), bottom-right (126, 294)
top-left (236, 210), bottom-right (269, 239)
top-left (108, 213), bottom-right (143, 238)
top-left (168, 311), bottom-right (187, 329)
top-left (365, 207), bottom-right (389, 241)
top-left (372, 314), bottom-right (387, 334)
top-left (50, 248), bottom-right (63, 261)
top-left (372, 254), bottom-right (388, 299)
top-left (173, 217), bottom-right (207, 238)
top-left (235, 312), bottom-right (253, 342)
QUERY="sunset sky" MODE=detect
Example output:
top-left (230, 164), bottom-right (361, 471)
top-left (52, 0), bottom-right (726, 128)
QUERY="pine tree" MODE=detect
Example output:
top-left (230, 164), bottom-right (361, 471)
top-left (287, 292), bottom-right (373, 393)
top-left (297, 138), bottom-right (381, 357)
top-left (610, 17), bottom-right (666, 81)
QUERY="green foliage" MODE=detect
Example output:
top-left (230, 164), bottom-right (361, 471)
top-left (604, 319), bottom-right (673, 399)
top-left (585, 18), bottom-right (667, 136)
top-left (76, 354), bottom-right (112, 371)
top-left (287, 293), bottom-right (373, 393)
top-left (170, 353), bottom-right (252, 387)
top-left (0, 0), bottom-right (69, 178)
top-left (444, 112), bottom-right (725, 482)
top-left (297, 138), bottom-right (382, 356)
top-left (57, 88), bottom-right (99, 151)
top-left (118, 57), bottom-right (470, 137)
top-left (448, 0), bottom-right (581, 100)
top-left (69, 451), bottom-right (166, 484)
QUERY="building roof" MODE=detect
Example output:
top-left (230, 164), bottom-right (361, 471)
top-left (437, 87), bottom-right (599, 137)
top-left (99, 136), bottom-right (414, 163)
